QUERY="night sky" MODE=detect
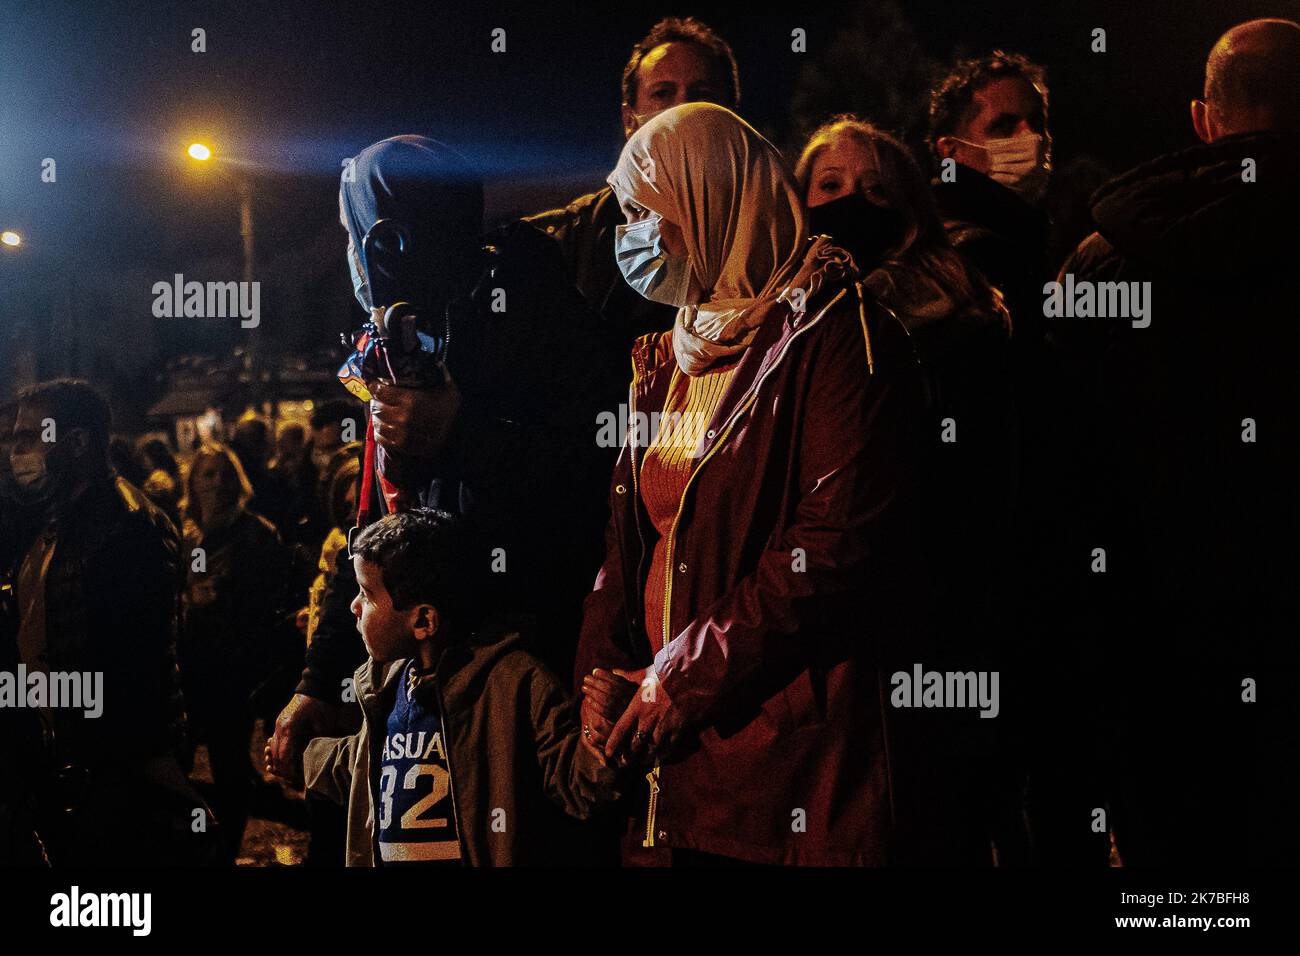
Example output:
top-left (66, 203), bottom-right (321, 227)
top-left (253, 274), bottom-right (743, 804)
top-left (1, 0), bottom-right (1296, 394)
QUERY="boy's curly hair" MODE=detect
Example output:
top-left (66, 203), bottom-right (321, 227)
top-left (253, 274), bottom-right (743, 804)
top-left (350, 508), bottom-right (471, 617)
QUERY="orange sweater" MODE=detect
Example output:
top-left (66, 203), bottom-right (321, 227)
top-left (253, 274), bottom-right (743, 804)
top-left (639, 359), bottom-right (740, 652)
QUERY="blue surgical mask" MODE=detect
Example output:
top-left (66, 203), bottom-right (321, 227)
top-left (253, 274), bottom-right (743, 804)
top-left (347, 239), bottom-right (372, 311)
top-left (615, 216), bottom-right (692, 306)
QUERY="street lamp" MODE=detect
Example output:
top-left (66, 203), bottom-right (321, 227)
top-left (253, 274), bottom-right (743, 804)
top-left (183, 143), bottom-right (252, 285)
top-left (182, 141), bottom-right (270, 412)
top-left (183, 139), bottom-right (271, 418)
top-left (1, 231), bottom-right (21, 247)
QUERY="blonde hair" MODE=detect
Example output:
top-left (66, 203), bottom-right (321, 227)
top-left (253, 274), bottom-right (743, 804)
top-left (796, 114), bottom-right (993, 306)
top-left (183, 442), bottom-right (254, 529)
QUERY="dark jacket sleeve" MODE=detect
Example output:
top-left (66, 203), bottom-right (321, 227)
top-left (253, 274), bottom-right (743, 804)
top-left (302, 732), bottom-right (358, 806)
top-left (526, 661), bottom-right (621, 819)
top-left (82, 515), bottom-right (185, 760)
top-left (295, 544), bottom-right (365, 702)
top-left (572, 467), bottom-right (645, 691)
top-left (653, 305), bottom-right (922, 724)
top-left (521, 189), bottom-right (606, 299)
top-left (433, 239), bottom-right (624, 678)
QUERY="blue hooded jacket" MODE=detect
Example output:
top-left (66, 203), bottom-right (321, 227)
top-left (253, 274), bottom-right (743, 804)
top-left (340, 135), bottom-right (484, 312)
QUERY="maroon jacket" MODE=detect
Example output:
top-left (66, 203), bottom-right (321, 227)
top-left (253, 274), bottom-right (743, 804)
top-left (575, 277), bottom-right (930, 865)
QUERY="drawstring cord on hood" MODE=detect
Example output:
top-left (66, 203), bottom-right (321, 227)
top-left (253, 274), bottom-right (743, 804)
top-left (854, 280), bottom-right (875, 376)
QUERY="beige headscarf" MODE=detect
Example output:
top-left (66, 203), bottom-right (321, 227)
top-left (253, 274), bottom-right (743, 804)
top-left (608, 103), bottom-right (820, 375)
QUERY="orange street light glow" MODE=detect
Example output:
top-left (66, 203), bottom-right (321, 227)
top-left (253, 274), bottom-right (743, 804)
top-left (188, 143), bottom-right (212, 161)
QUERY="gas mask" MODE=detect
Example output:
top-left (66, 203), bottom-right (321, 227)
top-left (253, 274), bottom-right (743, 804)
top-left (615, 215), bottom-right (693, 306)
top-left (338, 219), bottom-right (453, 402)
top-left (347, 238), bottom-right (372, 312)
top-left (952, 131), bottom-right (1051, 202)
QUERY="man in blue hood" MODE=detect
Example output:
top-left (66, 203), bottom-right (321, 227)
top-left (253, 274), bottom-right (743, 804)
top-left (269, 138), bottom-right (622, 852)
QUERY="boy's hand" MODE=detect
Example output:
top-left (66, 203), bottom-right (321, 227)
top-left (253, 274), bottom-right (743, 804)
top-left (579, 668), bottom-right (637, 762)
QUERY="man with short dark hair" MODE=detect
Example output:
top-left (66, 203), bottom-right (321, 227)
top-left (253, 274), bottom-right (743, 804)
top-left (929, 50), bottom-right (1052, 340)
top-left (3, 379), bottom-right (207, 865)
top-left (1060, 18), bottom-right (1300, 866)
top-left (929, 51), bottom-right (1087, 868)
top-left (524, 16), bottom-right (741, 355)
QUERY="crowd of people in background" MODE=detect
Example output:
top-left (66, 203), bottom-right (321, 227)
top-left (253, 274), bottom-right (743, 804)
top-left (0, 386), bottom-right (368, 864)
top-left (2, 13), bottom-right (1297, 868)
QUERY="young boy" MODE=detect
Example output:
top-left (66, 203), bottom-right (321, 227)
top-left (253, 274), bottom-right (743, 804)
top-left (278, 508), bottom-right (621, 866)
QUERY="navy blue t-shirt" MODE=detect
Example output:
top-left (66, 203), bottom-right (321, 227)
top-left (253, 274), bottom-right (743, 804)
top-left (375, 661), bottom-right (462, 866)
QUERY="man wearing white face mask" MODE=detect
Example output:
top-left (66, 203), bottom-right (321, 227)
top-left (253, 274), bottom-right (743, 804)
top-left (929, 51), bottom-right (1084, 869)
top-left (929, 50), bottom-right (1052, 347)
top-left (2, 380), bottom-right (211, 865)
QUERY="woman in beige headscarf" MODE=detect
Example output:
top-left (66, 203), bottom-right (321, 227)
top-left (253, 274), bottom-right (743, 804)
top-left (575, 103), bottom-right (937, 866)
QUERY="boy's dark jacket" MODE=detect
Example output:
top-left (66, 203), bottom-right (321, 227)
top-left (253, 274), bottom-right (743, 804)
top-left (303, 623), bottom-right (619, 866)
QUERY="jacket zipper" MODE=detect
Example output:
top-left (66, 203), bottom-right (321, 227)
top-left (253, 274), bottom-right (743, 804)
top-left (642, 290), bottom-right (848, 848)
top-left (430, 666), bottom-right (469, 865)
top-left (362, 683), bottom-right (384, 867)
top-left (627, 346), bottom-right (663, 849)
top-left (627, 352), bottom-right (648, 593)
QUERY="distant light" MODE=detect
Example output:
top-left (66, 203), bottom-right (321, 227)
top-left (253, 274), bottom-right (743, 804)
top-left (1, 231), bottom-right (20, 247)
top-left (188, 143), bottom-right (212, 162)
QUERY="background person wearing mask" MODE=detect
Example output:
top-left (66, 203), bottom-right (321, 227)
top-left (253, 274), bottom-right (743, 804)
top-left (796, 116), bottom-right (1014, 864)
top-left (929, 50), bottom-right (1096, 866)
top-left (928, 50), bottom-right (1052, 345)
top-left (4, 379), bottom-right (206, 865)
top-left (797, 115), bottom-right (1011, 368)
top-left (524, 16), bottom-right (741, 358)
top-left (575, 103), bottom-right (933, 866)
top-left (1060, 17), bottom-right (1300, 867)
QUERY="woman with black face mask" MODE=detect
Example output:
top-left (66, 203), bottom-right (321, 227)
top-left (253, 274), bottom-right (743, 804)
top-left (798, 116), bottom-right (1022, 866)
top-left (797, 116), bottom-right (1010, 359)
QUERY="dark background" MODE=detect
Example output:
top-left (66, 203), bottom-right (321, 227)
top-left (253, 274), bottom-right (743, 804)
top-left (1, 0), bottom-right (1297, 415)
